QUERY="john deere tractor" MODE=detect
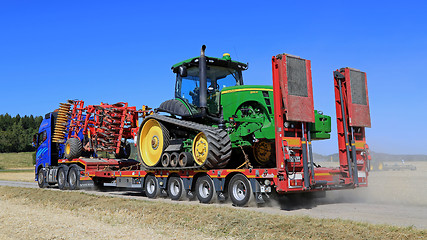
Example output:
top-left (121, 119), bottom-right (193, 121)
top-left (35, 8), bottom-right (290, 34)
top-left (137, 45), bottom-right (330, 170)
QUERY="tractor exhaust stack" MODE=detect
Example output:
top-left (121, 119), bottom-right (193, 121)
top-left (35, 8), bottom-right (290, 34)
top-left (199, 45), bottom-right (207, 116)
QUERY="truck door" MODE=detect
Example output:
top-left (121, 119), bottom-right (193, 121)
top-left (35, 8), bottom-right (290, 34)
top-left (35, 116), bottom-right (53, 176)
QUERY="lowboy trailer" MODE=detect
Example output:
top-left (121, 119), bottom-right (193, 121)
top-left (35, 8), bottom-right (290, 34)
top-left (34, 48), bottom-right (371, 207)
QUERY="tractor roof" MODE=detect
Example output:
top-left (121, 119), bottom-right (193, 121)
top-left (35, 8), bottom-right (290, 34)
top-left (171, 55), bottom-right (248, 73)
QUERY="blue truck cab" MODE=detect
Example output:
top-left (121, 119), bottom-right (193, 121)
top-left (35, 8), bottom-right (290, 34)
top-left (34, 112), bottom-right (63, 186)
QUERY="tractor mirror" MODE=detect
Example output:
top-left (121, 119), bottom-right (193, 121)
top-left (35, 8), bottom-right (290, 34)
top-left (178, 66), bottom-right (187, 77)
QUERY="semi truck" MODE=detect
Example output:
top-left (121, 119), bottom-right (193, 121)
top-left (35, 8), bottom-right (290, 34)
top-left (33, 46), bottom-right (371, 206)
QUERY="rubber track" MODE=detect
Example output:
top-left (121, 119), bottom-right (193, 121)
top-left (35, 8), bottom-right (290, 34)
top-left (139, 114), bottom-right (232, 170)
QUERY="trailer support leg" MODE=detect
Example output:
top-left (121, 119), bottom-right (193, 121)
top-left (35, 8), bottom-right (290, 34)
top-left (301, 123), bottom-right (310, 189)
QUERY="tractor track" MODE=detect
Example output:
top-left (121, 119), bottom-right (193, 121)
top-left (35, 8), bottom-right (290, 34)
top-left (138, 114), bottom-right (232, 170)
top-left (1, 180), bottom-right (426, 229)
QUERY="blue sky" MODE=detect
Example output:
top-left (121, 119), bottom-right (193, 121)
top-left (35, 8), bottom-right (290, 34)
top-left (0, 1), bottom-right (426, 155)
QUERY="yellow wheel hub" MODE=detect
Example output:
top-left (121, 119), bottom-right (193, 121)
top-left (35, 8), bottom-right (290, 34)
top-left (65, 143), bottom-right (70, 155)
top-left (253, 140), bottom-right (272, 165)
top-left (139, 119), bottom-right (164, 166)
top-left (192, 132), bottom-right (208, 165)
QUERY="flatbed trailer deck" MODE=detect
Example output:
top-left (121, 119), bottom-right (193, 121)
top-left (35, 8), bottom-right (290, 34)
top-left (56, 155), bottom-right (367, 205)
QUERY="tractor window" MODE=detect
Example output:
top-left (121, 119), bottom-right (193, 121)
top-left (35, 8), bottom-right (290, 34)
top-left (175, 66), bottom-right (242, 115)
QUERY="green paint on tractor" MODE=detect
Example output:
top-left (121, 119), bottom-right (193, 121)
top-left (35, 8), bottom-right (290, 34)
top-left (166, 51), bottom-right (331, 164)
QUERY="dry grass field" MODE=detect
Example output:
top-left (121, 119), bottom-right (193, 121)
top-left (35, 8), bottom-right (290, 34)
top-left (0, 170), bottom-right (34, 182)
top-left (1, 152), bottom-right (426, 239)
top-left (0, 186), bottom-right (425, 240)
top-left (0, 152), bottom-right (33, 169)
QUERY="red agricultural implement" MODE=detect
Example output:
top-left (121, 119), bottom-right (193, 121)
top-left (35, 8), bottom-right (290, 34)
top-left (52, 100), bottom-right (152, 159)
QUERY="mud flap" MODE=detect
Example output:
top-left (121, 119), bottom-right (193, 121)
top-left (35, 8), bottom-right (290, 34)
top-left (250, 178), bottom-right (265, 204)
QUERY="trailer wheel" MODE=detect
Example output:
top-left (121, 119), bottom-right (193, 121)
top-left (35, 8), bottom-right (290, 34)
top-left (167, 177), bottom-right (185, 201)
top-left (68, 166), bottom-right (81, 190)
top-left (37, 168), bottom-right (47, 188)
top-left (228, 174), bottom-right (252, 207)
top-left (57, 166), bottom-right (69, 190)
top-left (195, 175), bottom-right (216, 204)
top-left (64, 138), bottom-right (82, 160)
top-left (144, 175), bottom-right (160, 198)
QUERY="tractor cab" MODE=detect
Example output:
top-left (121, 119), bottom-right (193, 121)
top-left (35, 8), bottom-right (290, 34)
top-left (157, 49), bottom-right (247, 118)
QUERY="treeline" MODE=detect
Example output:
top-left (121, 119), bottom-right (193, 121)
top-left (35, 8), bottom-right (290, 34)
top-left (0, 114), bottom-right (43, 152)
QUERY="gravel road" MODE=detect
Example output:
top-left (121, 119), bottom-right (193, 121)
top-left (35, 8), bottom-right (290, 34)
top-left (1, 174), bottom-right (426, 230)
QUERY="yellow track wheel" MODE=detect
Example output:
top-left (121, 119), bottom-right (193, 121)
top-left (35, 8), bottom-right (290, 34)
top-left (138, 119), bottom-right (168, 167)
top-left (192, 132), bottom-right (208, 166)
top-left (253, 140), bottom-right (273, 166)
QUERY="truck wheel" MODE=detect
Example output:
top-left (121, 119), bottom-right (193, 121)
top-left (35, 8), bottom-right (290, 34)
top-left (195, 175), bottom-right (216, 204)
top-left (144, 175), bottom-right (160, 198)
top-left (57, 166), bottom-right (69, 190)
top-left (167, 177), bottom-right (185, 201)
top-left (37, 168), bottom-right (47, 188)
top-left (68, 166), bottom-right (81, 190)
top-left (228, 174), bottom-right (252, 207)
top-left (64, 138), bottom-right (82, 160)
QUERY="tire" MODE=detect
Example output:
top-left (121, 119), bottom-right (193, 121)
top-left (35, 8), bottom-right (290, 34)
top-left (57, 166), bottom-right (69, 190)
top-left (64, 138), bottom-right (82, 160)
top-left (167, 177), bottom-right (185, 201)
top-left (228, 174), bottom-right (252, 207)
top-left (144, 175), bottom-right (160, 198)
top-left (68, 165), bottom-right (81, 190)
top-left (253, 140), bottom-right (275, 167)
top-left (37, 168), bottom-right (47, 188)
top-left (195, 175), bottom-right (216, 204)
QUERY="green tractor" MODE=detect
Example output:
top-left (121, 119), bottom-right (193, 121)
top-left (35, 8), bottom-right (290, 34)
top-left (137, 45), bottom-right (330, 169)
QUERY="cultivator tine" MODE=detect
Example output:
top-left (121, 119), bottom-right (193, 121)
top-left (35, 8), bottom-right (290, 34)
top-left (52, 102), bottom-right (72, 143)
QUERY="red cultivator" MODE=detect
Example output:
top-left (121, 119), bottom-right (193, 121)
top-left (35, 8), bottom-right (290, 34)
top-left (60, 100), bottom-right (151, 158)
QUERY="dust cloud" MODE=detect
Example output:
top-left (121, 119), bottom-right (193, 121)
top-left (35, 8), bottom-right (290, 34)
top-left (271, 161), bottom-right (427, 210)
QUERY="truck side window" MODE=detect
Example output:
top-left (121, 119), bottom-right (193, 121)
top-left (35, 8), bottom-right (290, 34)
top-left (39, 131), bottom-right (47, 145)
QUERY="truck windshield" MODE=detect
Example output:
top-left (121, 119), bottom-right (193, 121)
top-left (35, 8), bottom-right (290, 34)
top-left (175, 66), bottom-right (243, 115)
